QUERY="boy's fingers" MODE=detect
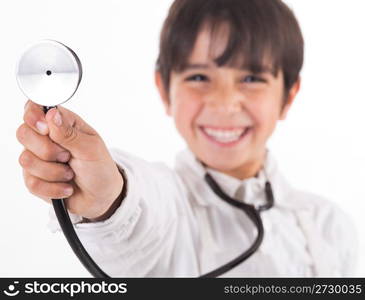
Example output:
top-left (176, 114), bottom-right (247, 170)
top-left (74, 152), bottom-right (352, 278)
top-left (22, 169), bottom-right (74, 200)
top-left (45, 107), bottom-right (101, 159)
top-left (16, 123), bottom-right (70, 162)
top-left (23, 100), bottom-right (49, 135)
top-left (22, 169), bottom-right (80, 215)
top-left (19, 149), bottom-right (74, 182)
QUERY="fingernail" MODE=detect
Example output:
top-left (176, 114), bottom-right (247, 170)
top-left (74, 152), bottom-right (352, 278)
top-left (57, 151), bottom-right (70, 162)
top-left (36, 121), bottom-right (48, 135)
top-left (65, 170), bottom-right (74, 180)
top-left (64, 187), bottom-right (73, 197)
top-left (53, 111), bottom-right (62, 127)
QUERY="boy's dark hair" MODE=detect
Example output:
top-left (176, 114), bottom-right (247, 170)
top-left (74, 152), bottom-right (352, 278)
top-left (156, 0), bottom-right (304, 102)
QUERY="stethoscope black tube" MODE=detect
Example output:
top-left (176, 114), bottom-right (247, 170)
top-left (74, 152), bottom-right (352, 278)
top-left (52, 198), bottom-right (110, 278)
top-left (200, 173), bottom-right (274, 278)
top-left (44, 105), bottom-right (274, 278)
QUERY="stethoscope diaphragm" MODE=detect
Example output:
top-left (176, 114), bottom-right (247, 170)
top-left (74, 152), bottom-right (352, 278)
top-left (16, 40), bottom-right (82, 107)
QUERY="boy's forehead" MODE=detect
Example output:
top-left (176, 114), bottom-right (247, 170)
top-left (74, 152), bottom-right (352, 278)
top-left (190, 27), bottom-right (230, 64)
top-left (185, 27), bottom-right (274, 74)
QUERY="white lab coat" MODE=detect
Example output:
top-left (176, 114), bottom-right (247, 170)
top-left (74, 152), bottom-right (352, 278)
top-left (48, 148), bottom-right (358, 277)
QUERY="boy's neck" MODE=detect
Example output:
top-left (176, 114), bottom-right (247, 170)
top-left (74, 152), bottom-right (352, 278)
top-left (219, 151), bottom-right (266, 181)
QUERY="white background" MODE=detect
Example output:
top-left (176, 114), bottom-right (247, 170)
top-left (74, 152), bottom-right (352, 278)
top-left (0, 0), bottom-right (364, 277)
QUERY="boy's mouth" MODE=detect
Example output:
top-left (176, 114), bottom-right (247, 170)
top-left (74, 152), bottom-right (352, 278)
top-left (199, 125), bottom-right (252, 146)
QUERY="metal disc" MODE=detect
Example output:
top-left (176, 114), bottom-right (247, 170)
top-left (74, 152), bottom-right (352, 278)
top-left (16, 40), bottom-right (82, 107)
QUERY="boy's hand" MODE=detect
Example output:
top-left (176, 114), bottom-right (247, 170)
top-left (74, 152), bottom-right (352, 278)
top-left (16, 100), bottom-right (124, 220)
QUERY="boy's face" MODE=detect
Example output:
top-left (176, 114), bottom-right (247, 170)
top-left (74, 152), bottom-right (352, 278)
top-left (156, 25), bottom-right (300, 179)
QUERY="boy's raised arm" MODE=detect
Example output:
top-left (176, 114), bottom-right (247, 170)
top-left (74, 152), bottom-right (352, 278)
top-left (17, 100), bottom-right (185, 277)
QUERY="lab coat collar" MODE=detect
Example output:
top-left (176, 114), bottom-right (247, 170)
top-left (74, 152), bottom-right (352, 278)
top-left (174, 148), bottom-right (307, 211)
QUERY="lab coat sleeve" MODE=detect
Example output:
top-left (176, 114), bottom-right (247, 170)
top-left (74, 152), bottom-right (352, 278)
top-left (47, 147), bottom-right (188, 277)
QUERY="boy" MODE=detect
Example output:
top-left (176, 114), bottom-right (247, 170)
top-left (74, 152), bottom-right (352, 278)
top-left (16, 0), bottom-right (357, 277)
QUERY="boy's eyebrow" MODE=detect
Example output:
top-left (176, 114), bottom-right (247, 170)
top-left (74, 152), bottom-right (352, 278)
top-left (183, 63), bottom-right (211, 70)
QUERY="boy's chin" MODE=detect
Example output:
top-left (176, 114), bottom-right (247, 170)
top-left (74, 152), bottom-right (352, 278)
top-left (198, 154), bottom-right (247, 174)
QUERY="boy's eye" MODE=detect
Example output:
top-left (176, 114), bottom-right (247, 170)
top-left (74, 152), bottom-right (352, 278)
top-left (242, 75), bottom-right (266, 83)
top-left (185, 74), bottom-right (208, 82)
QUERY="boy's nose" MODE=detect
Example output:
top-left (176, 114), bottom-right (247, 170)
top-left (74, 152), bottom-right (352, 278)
top-left (205, 86), bottom-right (244, 114)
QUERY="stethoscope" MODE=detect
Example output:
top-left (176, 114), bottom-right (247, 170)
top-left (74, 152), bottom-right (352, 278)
top-left (15, 40), bottom-right (275, 278)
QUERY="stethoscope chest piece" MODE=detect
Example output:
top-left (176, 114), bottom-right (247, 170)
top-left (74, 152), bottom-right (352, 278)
top-left (15, 40), bottom-right (82, 107)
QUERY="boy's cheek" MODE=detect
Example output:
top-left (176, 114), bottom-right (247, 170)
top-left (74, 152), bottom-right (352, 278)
top-left (176, 105), bottom-right (202, 138)
top-left (175, 98), bottom-right (201, 120)
top-left (253, 100), bottom-right (282, 122)
top-left (251, 109), bottom-right (279, 136)
top-left (257, 118), bottom-right (279, 144)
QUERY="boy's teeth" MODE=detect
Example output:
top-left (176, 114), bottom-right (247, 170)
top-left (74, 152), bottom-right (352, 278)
top-left (202, 127), bottom-right (246, 143)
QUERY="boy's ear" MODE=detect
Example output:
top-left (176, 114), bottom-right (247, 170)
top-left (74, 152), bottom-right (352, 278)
top-left (155, 71), bottom-right (172, 116)
top-left (280, 77), bottom-right (301, 120)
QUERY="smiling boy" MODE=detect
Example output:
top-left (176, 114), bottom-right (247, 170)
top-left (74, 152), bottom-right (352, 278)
top-left (17, 0), bottom-right (357, 277)
top-left (158, 24), bottom-right (298, 180)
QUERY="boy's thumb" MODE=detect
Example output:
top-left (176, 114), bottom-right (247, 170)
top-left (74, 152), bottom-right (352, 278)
top-left (45, 107), bottom-right (100, 158)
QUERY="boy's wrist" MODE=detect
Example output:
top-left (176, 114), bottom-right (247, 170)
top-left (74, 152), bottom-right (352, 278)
top-left (81, 164), bottom-right (127, 223)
